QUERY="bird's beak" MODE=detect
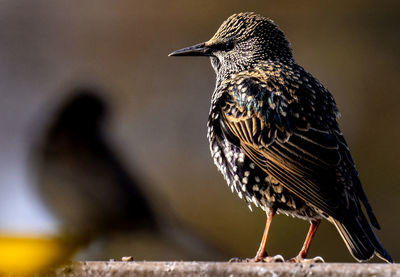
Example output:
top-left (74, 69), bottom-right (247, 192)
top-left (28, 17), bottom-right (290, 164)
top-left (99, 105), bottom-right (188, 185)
top-left (168, 42), bottom-right (212, 57)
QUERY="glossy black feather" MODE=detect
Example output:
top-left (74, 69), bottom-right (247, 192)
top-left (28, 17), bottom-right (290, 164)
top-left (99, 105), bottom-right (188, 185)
top-left (212, 64), bottom-right (391, 262)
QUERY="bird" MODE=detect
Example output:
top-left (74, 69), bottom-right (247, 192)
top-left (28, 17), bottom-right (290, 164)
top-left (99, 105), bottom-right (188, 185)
top-left (34, 89), bottom-right (157, 236)
top-left (169, 12), bottom-right (393, 263)
top-left (33, 87), bottom-right (223, 260)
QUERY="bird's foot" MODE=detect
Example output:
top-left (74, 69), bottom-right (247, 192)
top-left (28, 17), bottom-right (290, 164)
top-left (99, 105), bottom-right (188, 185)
top-left (229, 255), bottom-right (284, 263)
top-left (257, 254), bottom-right (285, 263)
top-left (228, 257), bottom-right (251, 263)
top-left (287, 255), bottom-right (324, 263)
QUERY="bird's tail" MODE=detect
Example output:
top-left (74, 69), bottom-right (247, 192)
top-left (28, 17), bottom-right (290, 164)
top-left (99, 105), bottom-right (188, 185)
top-left (332, 216), bottom-right (393, 263)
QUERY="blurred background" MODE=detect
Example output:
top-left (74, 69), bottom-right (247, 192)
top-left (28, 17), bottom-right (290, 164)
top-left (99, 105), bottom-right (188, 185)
top-left (0, 0), bottom-right (399, 274)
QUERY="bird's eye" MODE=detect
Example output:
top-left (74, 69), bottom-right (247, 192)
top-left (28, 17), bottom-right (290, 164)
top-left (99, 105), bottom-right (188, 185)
top-left (225, 41), bottom-right (234, 51)
top-left (212, 41), bottom-right (234, 52)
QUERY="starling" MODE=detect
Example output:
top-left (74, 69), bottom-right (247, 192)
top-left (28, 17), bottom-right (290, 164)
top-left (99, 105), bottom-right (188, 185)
top-left (169, 12), bottom-right (392, 263)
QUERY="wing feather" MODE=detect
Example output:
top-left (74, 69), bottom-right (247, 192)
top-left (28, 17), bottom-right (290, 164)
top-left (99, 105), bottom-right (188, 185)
top-left (218, 69), bottom-right (361, 221)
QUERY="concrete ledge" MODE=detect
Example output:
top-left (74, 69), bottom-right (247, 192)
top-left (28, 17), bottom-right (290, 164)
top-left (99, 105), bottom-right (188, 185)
top-left (49, 262), bottom-right (399, 277)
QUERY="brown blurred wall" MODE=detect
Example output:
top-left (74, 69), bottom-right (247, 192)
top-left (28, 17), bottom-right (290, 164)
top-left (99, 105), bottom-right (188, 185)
top-left (0, 0), bottom-right (399, 262)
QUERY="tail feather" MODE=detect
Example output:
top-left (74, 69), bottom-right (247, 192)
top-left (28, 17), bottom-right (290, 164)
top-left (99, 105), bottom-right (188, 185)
top-left (354, 178), bottom-right (381, 230)
top-left (332, 216), bottom-right (392, 263)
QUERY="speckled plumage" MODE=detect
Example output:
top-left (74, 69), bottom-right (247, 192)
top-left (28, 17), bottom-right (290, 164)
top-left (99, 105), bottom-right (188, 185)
top-left (170, 12), bottom-right (392, 263)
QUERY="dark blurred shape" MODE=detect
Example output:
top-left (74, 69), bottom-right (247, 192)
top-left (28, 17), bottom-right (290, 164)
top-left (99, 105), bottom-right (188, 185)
top-left (33, 87), bottom-right (223, 260)
top-left (36, 88), bottom-right (157, 235)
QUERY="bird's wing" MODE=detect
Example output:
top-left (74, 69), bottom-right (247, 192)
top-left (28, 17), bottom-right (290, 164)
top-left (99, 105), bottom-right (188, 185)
top-left (217, 70), bottom-right (359, 221)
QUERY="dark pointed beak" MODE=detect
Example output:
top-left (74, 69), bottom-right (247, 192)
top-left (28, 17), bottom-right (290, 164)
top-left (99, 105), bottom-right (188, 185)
top-left (168, 43), bottom-right (212, 57)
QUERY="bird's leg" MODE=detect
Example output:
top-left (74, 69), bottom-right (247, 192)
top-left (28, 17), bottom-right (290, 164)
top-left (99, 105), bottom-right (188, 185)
top-left (252, 209), bottom-right (284, 262)
top-left (254, 209), bottom-right (275, 261)
top-left (230, 209), bottom-right (283, 263)
top-left (288, 219), bottom-right (324, 263)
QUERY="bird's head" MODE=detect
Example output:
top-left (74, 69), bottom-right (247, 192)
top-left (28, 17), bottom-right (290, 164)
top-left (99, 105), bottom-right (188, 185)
top-left (52, 88), bottom-right (107, 136)
top-left (169, 12), bottom-right (293, 78)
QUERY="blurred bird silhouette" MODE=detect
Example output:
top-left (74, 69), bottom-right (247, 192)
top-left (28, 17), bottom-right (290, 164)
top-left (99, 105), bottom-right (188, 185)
top-left (33, 87), bottom-right (223, 260)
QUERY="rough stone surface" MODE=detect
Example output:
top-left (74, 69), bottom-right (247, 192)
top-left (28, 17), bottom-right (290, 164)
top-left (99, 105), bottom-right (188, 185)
top-left (45, 262), bottom-right (400, 277)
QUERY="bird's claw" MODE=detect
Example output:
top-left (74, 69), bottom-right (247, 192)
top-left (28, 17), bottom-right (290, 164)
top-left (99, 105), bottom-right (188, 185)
top-left (253, 254), bottom-right (285, 263)
top-left (259, 254), bottom-right (285, 263)
top-left (228, 257), bottom-right (257, 263)
top-left (228, 257), bottom-right (248, 263)
top-left (229, 254), bottom-right (284, 263)
top-left (287, 256), bottom-right (324, 263)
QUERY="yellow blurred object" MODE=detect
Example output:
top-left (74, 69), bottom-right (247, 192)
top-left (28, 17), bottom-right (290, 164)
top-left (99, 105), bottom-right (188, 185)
top-left (0, 234), bottom-right (78, 275)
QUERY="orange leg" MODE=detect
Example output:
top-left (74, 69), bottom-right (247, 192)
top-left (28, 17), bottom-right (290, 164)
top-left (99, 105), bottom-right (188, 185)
top-left (254, 209), bottom-right (275, 261)
top-left (290, 219), bottom-right (321, 262)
